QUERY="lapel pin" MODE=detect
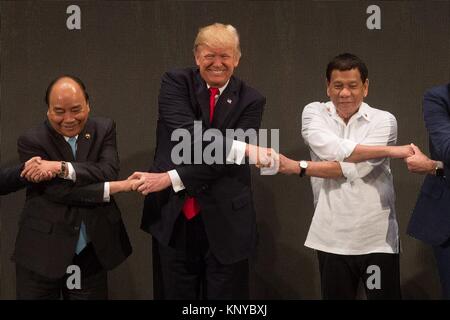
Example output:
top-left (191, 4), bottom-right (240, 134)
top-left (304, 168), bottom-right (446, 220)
top-left (85, 133), bottom-right (91, 139)
top-left (227, 98), bottom-right (232, 104)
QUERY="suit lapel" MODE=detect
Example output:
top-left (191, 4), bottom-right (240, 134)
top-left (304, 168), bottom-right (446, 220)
top-left (45, 120), bottom-right (75, 161)
top-left (76, 119), bottom-right (94, 161)
top-left (212, 77), bottom-right (239, 129)
top-left (194, 70), bottom-right (242, 129)
top-left (44, 119), bottom-right (93, 162)
top-left (194, 71), bottom-right (211, 128)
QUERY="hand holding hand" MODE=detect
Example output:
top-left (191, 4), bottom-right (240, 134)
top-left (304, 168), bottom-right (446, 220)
top-left (21, 157), bottom-right (58, 183)
top-left (246, 145), bottom-right (277, 168)
top-left (127, 172), bottom-right (172, 195)
top-left (109, 178), bottom-right (144, 194)
top-left (404, 143), bottom-right (435, 174)
top-left (252, 146), bottom-right (280, 175)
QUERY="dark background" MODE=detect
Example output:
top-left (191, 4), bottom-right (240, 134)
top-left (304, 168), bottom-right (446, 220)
top-left (0, 0), bottom-right (449, 299)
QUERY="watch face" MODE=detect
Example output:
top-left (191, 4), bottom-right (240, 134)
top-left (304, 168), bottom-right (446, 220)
top-left (299, 160), bottom-right (307, 177)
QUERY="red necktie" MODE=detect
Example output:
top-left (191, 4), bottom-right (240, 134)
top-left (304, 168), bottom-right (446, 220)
top-left (182, 87), bottom-right (219, 220)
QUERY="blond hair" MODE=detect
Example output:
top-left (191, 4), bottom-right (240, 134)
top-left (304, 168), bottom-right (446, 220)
top-left (193, 23), bottom-right (241, 58)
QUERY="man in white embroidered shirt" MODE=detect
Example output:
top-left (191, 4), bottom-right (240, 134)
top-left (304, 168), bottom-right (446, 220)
top-left (278, 53), bottom-right (413, 299)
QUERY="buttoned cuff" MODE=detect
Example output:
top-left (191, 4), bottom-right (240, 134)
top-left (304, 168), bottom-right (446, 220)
top-left (168, 170), bottom-right (185, 193)
top-left (103, 182), bottom-right (110, 202)
top-left (226, 140), bottom-right (246, 164)
top-left (64, 162), bottom-right (76, 182)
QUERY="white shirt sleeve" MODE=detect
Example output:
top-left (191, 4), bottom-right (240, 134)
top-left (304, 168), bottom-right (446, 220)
top-left (301, 103), bottom-right (357, 161)
top-left (226, 140), bottom-right (247, 164)
top-left (339, 162), bottom-right (378, 182)
top-left (62, 163), bottom-right (110, 201)
top-left (103, 182), bottom-right (110, 202)
top-left (168, 169), bottom-right (185, 192)
top-left (339, 112), bottom-right (398, 181)
top-left (63, 162), bottom-right (77, 182)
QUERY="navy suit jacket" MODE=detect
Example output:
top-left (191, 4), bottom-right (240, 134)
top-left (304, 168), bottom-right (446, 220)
top-left (0, 164), bottom-right (26, 195)
top-left (14, 117), bottom-right (132, 278)
top-left (141, 67), bottom-right (265, 264)
top-left (408, 83), bottom-right (450, 245)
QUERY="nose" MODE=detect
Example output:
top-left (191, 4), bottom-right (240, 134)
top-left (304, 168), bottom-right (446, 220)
top-left (63, 112), bottom-right (75, 123)
top-left (212, 56), bottom-right (223, 66)
top-left (339, 87), bottom-right (351, 97)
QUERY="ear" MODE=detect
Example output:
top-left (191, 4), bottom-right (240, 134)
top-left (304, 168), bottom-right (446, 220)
top-left (194, 49), bottom-right (201, 67)
top-left (363, 79), bottom-right (369, 97)
top-left (195, 55), bottom-right (201, 67)
top-left (233, 55), bottom-right (240, 68)
top-left (326, 78), bottom-right (331, 97)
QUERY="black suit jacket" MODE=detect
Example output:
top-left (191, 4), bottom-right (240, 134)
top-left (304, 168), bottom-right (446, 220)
top-left (141, 67), bottom-right (265, 264)
top-left (14, 117), bottom-right (132, 279)
top-left (0, 164), bottom-right (26, 195)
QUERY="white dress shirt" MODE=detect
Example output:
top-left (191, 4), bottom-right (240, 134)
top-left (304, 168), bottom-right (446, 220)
top-left (301, 101), bottom-right (399, 255)
top-left (168, 81), bottom-right (247, 192)
top-left (63, 135), bottom-right (110, 202)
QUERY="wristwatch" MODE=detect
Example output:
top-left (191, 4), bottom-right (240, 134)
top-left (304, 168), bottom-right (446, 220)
top-left (435, 161), bottom-right (444, 177)
top-left (58, 161), bottom-right (67, 178)
top-left (299, 160), bottom-right (308, 177)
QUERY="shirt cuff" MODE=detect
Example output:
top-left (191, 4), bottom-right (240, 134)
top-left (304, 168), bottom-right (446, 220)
top-left (168, 170), bottom-right (185, 193)
top-left (64, 162), bottom-right (76, 182)
top-left (226, 140), bottom-right (246, 164)
top-left (103, 182), bottom-right (110, 202)
top-left (338, 139), bottom-right (358, 161)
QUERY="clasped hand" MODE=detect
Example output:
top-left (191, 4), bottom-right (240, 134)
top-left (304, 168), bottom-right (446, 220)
top-left (126, 172), bottom-right (172, 195)
top-left (20, 157), bottom-right (58, 183)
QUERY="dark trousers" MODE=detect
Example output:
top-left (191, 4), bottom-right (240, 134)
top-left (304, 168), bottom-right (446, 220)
top-left (433, 238), bottom-right (450, 299)
top-left (317, 250), bottom-right (401, 300)
top-left (156, 214), bottom-right (249, 300)
top-left (16, 243), bottom-right (107, 300)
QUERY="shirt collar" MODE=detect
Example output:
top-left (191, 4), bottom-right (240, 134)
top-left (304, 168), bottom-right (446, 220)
top-left (63, 135), bottom-right (78, 142)
top-left (327, 101), bottom-right (371, 122)
top-left (207, 80), bottom-right (229, 96)
top-left (355, 102), bottom-right (371, 121)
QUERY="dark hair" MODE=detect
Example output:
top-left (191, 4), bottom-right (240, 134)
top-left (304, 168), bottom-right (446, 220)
top-left (44, 75), bottom-right (89, 106)
top-left (326, 53), bottom-right (368, 83)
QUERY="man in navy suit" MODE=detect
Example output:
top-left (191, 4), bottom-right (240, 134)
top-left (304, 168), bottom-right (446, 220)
top-left (406, 83), bottom-right (450, 299)
top-left (129, 23), bottom-right (273, 299)
top-left (14, 75), bottom-right (139, 299)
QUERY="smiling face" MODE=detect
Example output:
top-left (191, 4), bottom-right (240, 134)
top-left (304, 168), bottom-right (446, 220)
top-left (47, 78), bottom-right (90, 137)
top-left (326, 68), bottom-right (369, 122)
top-left (195, 44), bottom-right (240, 87)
